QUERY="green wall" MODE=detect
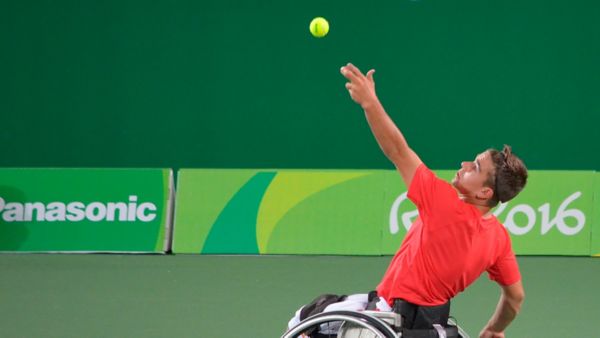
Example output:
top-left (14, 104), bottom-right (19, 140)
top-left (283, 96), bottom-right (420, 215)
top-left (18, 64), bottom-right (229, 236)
top-left (1, 1), bottom-right (599, 170)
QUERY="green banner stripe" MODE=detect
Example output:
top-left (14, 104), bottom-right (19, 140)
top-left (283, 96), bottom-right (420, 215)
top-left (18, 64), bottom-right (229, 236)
top-left (256, 171), bottom-right (369, 253)
top-left (264, 172), bottom-right (385, 255)
top-left (173, 170), bottom-right (258, 253)
top-left (202, 172), bottom-right (276, 254)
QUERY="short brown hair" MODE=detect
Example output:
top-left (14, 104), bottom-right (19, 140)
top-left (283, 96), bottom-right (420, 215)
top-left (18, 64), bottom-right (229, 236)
top-left (485, 145), bottom-right (528, 207)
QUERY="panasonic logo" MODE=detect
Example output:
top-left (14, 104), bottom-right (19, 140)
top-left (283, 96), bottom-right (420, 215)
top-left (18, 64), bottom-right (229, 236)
top-left (0, 195), bottom-right (157, 222)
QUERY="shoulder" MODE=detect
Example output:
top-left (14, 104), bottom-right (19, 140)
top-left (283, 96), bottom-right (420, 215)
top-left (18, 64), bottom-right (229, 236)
top-left (409, 164), bottom-right (448, 192)
top-left (408, 164), bottom-right (468, 214)
top-left (486, 216), bottom-right (514, 251)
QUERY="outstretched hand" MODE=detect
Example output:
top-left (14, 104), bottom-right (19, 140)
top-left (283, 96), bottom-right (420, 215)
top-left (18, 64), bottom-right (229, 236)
top-left (340, 63), bottom-right (378, 109)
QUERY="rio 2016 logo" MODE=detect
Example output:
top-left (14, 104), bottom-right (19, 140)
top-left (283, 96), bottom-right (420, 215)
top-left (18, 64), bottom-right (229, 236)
top-left (389, 191), bottom-right (585, 236)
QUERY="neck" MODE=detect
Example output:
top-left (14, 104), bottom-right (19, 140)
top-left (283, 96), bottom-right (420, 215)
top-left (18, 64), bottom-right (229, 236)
top-left (458, 193), bottom-right (493, 217)
top-left (475, 204), bottom-right (493, 218)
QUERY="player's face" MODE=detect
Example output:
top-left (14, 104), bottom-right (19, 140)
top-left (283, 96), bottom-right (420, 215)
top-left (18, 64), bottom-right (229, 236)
top-left (452, 151), bottom-right (495, 199)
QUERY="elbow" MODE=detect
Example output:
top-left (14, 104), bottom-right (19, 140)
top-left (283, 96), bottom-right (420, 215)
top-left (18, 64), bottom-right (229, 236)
top-left (501, 280), bottom-right (525, 315)
top-left (384, 147), bottom-right (411, 165)
top-left (384, 150), bottom-right (402, 164)
top-left (381, 145), bottom-right (401, 160)
top-left (511, 290), bottom-right (525, 315)
top-left (517, 291), bottom-right (525, 312)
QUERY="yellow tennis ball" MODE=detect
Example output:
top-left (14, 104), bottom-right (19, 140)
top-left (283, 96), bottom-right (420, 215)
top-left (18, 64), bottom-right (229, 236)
top-left (309, 17), bottom-right (329, 38)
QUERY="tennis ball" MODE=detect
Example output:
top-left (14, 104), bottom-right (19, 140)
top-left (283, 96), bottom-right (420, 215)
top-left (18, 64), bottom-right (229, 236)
top-left (309, 17), bottom-right (329, 38)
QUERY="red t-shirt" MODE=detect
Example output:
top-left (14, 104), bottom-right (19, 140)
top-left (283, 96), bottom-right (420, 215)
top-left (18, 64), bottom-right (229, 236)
top-left (377, 164), bottom-right (521, 306)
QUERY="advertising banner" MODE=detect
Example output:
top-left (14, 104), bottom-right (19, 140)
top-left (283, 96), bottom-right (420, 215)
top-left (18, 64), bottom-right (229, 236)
top-left (0, 169), bottom-right (173, 252)
top-left (494, 171), bottom-right (594, 255)
top-left (383, 170), bottom-right (595, 255)
top-left (174, 169), bottom-right (387, 255)
top-left (174, 169), bottom-right (595, 256)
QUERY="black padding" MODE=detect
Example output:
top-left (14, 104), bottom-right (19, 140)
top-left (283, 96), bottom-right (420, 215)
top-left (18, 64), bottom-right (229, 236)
top-left (393, 299), bottom-right (450, 329)
top-left (299, 294), bottom-right (347, 321)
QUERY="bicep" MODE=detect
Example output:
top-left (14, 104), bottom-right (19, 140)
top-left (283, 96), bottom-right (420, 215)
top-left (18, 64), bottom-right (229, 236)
top-left (488, 232), bottom-right (522, 286)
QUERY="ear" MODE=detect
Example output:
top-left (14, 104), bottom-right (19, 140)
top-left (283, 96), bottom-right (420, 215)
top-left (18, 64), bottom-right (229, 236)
top-left (476, 187), bottom-right (494, 201)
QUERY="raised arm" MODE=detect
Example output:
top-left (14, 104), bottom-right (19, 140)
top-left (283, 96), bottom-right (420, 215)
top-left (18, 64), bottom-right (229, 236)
top-left (341, 63), bottom-right (422, 186)
top-left (479, 281), bottom-right (525, 338)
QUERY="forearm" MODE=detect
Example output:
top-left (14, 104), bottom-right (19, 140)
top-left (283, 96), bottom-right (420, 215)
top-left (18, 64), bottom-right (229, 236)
top-left (485, 293), bottom-right (521, 332)
top-left (340, 63), bottom-right (421, 183)
top-left (361, 98), bottom-right (411, 161)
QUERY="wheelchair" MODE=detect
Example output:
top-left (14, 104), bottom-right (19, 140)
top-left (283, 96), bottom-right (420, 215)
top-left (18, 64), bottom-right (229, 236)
top-left (282, 310), bottom-right (470, 338)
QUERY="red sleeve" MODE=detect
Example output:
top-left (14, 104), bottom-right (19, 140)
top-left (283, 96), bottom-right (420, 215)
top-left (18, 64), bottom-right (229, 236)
top-left (487, 233), bottom-right (521, 286)
top-left (407, 163), bottom-right (463, 222)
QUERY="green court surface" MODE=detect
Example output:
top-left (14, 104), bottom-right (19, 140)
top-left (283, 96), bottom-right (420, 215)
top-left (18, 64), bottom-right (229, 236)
top-left (0, 254), bottom-right (598, 337)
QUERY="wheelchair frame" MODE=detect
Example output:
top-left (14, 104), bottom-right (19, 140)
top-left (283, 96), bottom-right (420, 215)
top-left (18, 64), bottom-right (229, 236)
top-left (282, 310), bottom-right (470, 338)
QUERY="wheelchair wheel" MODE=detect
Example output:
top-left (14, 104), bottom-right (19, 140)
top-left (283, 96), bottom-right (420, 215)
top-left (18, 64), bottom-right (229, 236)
top-left (282, 310), bottom-right (398, 338)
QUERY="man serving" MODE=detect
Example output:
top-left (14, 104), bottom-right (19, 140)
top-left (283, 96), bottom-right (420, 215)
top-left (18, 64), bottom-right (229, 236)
top-left (341, 63), bottom-right (528, 338)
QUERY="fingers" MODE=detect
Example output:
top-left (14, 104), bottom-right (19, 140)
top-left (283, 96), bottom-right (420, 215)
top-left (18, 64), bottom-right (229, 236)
top-left (340, 62), bottom-right (365, 81)
top-left (341, 63), bottom-right (377, 85)
top-left (342, 64), bottom-right (376, 106)
top-left (340, 66), bottom-right (360, 82)
top-left (366, 69), bottom-right (375, 83)
top-left (345, 63), bottom-right (363, 77)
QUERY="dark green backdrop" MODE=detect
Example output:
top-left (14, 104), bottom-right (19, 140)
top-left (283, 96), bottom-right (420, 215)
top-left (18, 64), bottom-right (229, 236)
top-left (2, 1), bottom-right (599, 170)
